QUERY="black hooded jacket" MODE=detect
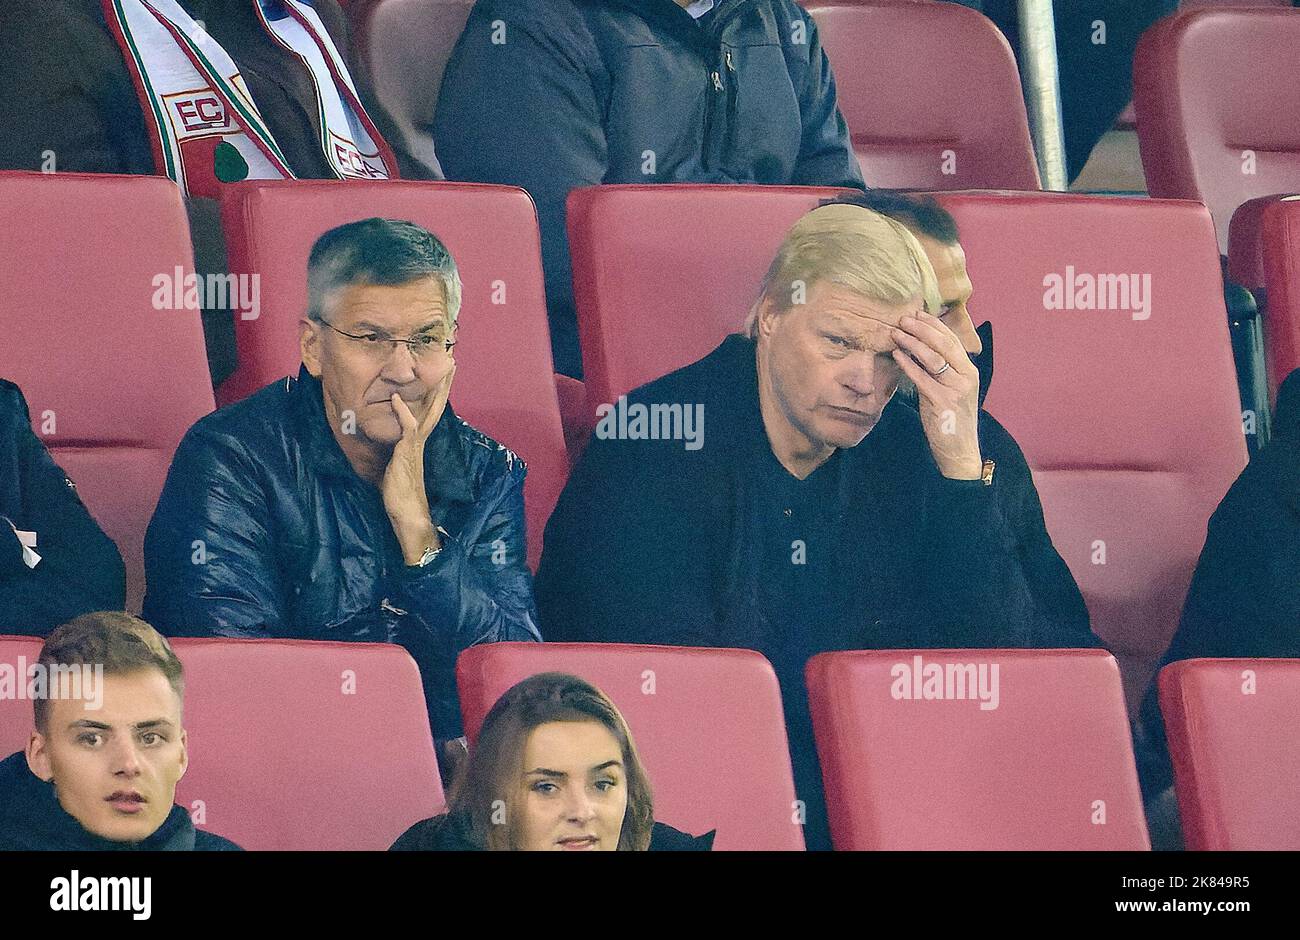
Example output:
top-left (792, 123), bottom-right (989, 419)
top-left (536, 333), bottom-right (1082, 848)
top-left (0, 379), bottom-right (125, 634)
top-left (1135, 367), bottom-right (1300, 797)
top-left (0, 751), bottom-right (240, 851)
top-left (433, 0), bottom-right (865, 375)
top-left (894, 321), bottom-right (1097, 649)
top-left (389, 811), bottom-right (715, 851)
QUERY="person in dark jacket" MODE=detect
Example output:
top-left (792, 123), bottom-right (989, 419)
top-left (537, 205), bottom-right (1057, 849)
top-left (1, 379), bottom-right (125, 635)
top-left (0, 611), bottom-right (240, 851)
top-left (0, 0), bottom-right (435, 388)
top-left (143, 219), bottom-right (542, 743)
top-left (823, 190), bottom-right (1099, 650)
top-left (1133, 365), bottom-right (1300, 842)
top-left (391, 672), bottom-right (715, 850)
top-left (433, 0), bottom-right (866, 377)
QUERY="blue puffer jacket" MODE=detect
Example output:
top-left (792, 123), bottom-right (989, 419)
top-left (143, 368), bottom-right (542, 738)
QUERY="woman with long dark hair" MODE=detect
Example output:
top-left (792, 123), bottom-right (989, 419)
top-left (391, 672), bottom-right (713, 851)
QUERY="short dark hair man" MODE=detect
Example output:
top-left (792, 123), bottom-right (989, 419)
top-left (144, 218), bottom-right (541, 743)
top-left (0, 611), bottom-right (239, 850)
top-left (821, 189), bottom-right (1097, 649)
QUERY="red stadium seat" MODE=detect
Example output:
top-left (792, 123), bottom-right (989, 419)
top-left (1133, 7), bottom-right (1300, 251)
top-left (1226, 194), bottom-right (1288, 293)
top-left (0, 172), bottom-right (215, 612)
top-left (807, 648), bottom-right (1149, 850)
top-left (171, 638), bottom-right (444, 850)
top-left (0, 636), bottom-right (45, 759)
top-left (567, 184), bottom-right (846, 416)
top-left (1159, 658), bottom-right (1300, 850)
top-left (456, 642), bottom-right (805, 850)
top-left (936, 192), bottom-right (1248, 708)
top-left (1259, 196), bottom-right (1300, 401)
top-left (215, 179), bottom-right (568, 567)
top-left (803, 2), bottom-right (1040, 191)
top-left (360, 0), bottom-right (474, 176)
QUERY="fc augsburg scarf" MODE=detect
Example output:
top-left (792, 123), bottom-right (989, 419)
top-left (103, 0), bottom-right (397, 198)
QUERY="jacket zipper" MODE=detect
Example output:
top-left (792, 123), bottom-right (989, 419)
top-left (722, 48), bottom-right (738, 166)
top-left (702, 48), bottom-right (734, 171)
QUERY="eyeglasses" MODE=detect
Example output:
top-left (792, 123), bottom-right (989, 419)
top-left (318, 319), bottom-right (457, 360)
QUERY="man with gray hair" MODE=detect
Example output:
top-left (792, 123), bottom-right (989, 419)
top-left (538, 204), bottom-right (1044, 849)
top-left (144, 218), bottom-right (541, 749)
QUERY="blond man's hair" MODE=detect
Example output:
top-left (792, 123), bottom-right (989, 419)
top-left (744, 203), bottom-right (941, 338)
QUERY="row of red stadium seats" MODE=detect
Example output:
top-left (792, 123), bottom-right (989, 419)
top-left (2, 636), bottom-right (1292, 851)
top-left (8, 171), bottom-right (1299, 714)
top-left (353, 1), bottom-right (1300, 243)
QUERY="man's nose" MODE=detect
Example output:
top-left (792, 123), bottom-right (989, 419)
top-left (951, 305), bottom-right (983, 356)
top-left (840, 351), bottom-right (878, 397)
top-left (110, 738), bottom-right (143, 777)
top-left (379, 341), bottom-right (419, 383)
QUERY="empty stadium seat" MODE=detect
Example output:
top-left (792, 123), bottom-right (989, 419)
top-left (171, 638), bottom-right (444, 850)
top-left (215, 179), bottom-right (568, 567)
top-left (803, 2), bottom-right (1040, 190)
top-left (807, 648), bottom-right (1149, 849)
top-left (567, 184), bottom-right (846, 415)
top-left (1159, 658), bottom-right (1300, 850)
top-left (456, 642), bottom-right (805, 850)
top-left (935, 192), bottom-right (1248, 707)
top-left (0, 636), bottom-right (44, 759)
top-left (1227, 194), bottom-right (1288, 293)
top-left (0, 172), bottom-right (215, 612)
top-left (361, 0), bottom-right (474, 177)
top-left (1133, 7), bottom-right (1300, 252)
top-left (1259, 196), bottom-right (1300, 401)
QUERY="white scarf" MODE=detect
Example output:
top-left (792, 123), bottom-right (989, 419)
top-left (103, 0), bottom-right (396, 197)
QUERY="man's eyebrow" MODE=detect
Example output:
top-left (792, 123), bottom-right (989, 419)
top-left (133, 719), bottom-right (176, 731)
top-left (68, 720), bottom-right (112, 731)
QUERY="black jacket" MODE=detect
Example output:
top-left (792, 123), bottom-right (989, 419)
top-left (143, 368), bottom-right (542, 739)
top-left (0, 751), bottom-right (240, 851)
top-left (536, 334), bottom-right (1072, 847)
top-left (0, 379), bottom-right (125, 634)
top-left (1135, 366), bottom-right (1300, 797)
top-left (433, 0), bottom-right (865, 375)
top-left (389, 811), bottom-right (715, 851)
top-left (894, 322), bottom-right (1098, 649)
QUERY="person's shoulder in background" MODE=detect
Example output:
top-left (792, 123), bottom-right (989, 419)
top-left (648, 821), bottom-right (715, 851)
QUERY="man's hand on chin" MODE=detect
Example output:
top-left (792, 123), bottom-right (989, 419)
top-left (382, 363), bottom-right (456, 564)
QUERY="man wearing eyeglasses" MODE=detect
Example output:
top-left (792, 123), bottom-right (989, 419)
top-left (143, 218), bottom-right (541, 752)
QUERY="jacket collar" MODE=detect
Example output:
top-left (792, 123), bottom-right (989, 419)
top-left (287, 366), bottom-right (475, 505)
top-left (605, 0), bottom-right (755, 46)
top-left (0, 751), bottom-right (197, 851)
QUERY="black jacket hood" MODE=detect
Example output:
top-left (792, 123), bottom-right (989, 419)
top-left (0, 751), bottom-right (240, 851)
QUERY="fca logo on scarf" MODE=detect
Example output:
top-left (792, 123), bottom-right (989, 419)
top-left (170, 93), bottom-right (230, 134)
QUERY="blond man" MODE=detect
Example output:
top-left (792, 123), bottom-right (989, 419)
top-left (537, 204), bottom-right (1044, 850)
